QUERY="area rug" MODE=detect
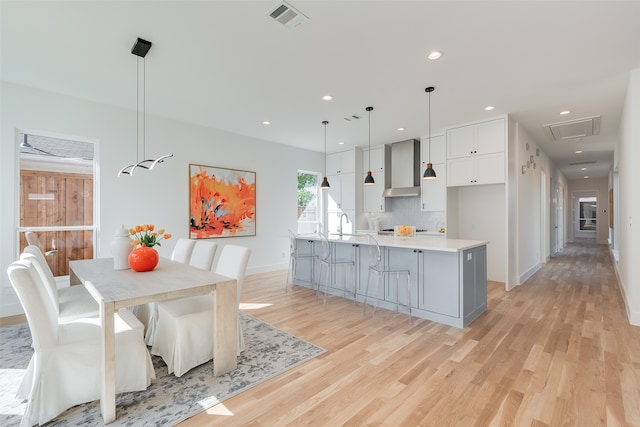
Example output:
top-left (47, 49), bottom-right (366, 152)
top-left (0, 312), bottom-right (325, 426)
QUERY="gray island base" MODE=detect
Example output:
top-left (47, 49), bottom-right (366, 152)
top-left (292, 234), bottom-right (488, 328)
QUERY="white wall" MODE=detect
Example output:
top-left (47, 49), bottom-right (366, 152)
top-left (0, 82), bottom-right (323, 316)
top-left (454, 184), bottom-right (506, 283)
top-left (616, 68), bottom-right (640, 325)
top-left (566, 178), bottom-right (610, 244)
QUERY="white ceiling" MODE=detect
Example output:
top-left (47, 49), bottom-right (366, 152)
top-left (2, 1), bottom-right (640, 180)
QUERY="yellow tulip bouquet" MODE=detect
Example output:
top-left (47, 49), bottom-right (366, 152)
top-left (129, 224), bottom-right (172, 248)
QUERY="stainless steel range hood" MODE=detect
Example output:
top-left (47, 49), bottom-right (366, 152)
top-left (383, 139), bottom-right (421, 198)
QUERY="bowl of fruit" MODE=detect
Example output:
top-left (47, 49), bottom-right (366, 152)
top-left (394, 225), bottom-right (416, 238)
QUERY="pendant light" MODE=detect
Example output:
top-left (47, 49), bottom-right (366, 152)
top-left (118, 38), bottom-right (173, 177)
top-left (320, 120), bottom-right (330, 189)
top-left (423, 86), bottom-right (437, 180)
top-left (364, 106), bottom-right (375, 185)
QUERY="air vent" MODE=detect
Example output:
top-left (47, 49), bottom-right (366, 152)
top-left (568, 160), bottom-right (597, 166)
top-left (267, 1), bottom-right (309, 29)
top-left (343, 115), bottom-right (362, 122)
top-left (543, 116), bottom-right (601, 141)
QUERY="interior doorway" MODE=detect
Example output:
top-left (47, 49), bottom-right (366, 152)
top-left (573, 191), bottom-right (597, 240)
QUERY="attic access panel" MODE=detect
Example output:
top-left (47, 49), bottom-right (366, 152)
top-left (543, 116), bottom-right (601, 141)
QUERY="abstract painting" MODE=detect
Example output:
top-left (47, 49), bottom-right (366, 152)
top-left (189, 164), bottom-right (256, 238)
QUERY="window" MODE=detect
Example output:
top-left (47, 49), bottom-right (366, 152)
top-left (578, 196), bottom-right (597, 231)
top-left (18, 132), bottom-right (96, 279)
top-left (297, 171), bottom-right (320, 234)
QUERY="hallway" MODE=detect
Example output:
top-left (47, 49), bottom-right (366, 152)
top-left (181, 240), bottom-right (640, 426)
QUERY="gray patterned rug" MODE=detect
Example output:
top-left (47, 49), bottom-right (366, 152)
top-left (0, 312), bottom-right (325, 426)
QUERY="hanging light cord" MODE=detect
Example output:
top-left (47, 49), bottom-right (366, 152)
top-left (118, 37), bottom-right (173, 177)
top-left (368, 108), bottom-right (371, 170)
top-left (428, 89), bottom-right (431, 162)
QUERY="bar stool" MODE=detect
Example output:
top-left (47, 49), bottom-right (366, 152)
top-left (362, 234), bottom-right (412, 323)
top-left (286, 229), bottom-right (317, 293)
top-left (318, 233), bottom-right (355, 304)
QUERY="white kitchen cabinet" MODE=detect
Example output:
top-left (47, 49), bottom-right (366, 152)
top-left (327, 172), bottom-right (355, 212)
top-left (362, 146), bottom-right (390, 213)
top-left (446, 118), bottom-right (504, 160)
top-left (446, 117), bottom-right (505, 187)
top-left (447, 152), bottom-right (504, 187)
top-left (420, 134), bottom-right (446, 211)
top-left (420, 134), bottom-right (446, 165)
top-left (326, 149), bottom-right (355, 175)
top-left (421, 162), bottom-right (446, 211)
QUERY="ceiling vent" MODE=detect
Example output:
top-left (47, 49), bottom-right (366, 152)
top-left (543, 116), bottom-right (601, 141)
top-left (267, 1), bottom-right (309, 29)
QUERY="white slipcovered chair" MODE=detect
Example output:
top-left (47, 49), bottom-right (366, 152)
top-left (134, 237), bottom-right (197, 345)
top-left (7, 259), bottom-right (155, 427)
top-left (189, 240), bottom-right (218, 271)
top-left (152, 244), bottom-right (251, 377)
top-left (20, 245), bottom-right (99, 323)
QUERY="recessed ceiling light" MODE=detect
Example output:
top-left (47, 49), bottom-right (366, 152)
top-left (560, 110), bottom-right (572, 115)
top-left (581, 167), bottom-right (587, 171)
top-left (575, 150), bottom-right (583, 154)
top-left (338, 141), bottom-right (345, 145)
top-left (427, 50), bottom-right (443, 60)
top-left (397, 127), bottom-right (405, 131)
top-left (584, 176), bottom-right (589, 179)
top-left (262, 121), bottom-right (271, 125)
top-left (322, 95), bottom-right (333, 101)
top-left (485, 106), bottom-right (495, 111)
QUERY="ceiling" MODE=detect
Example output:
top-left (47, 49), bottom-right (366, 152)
top-left (2, 1), bottom-right (639, 180)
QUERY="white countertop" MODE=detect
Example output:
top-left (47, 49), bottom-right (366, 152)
top-left (298, 233), bottom-right (488, 253)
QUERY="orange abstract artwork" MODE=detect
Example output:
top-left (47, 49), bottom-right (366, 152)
top-left (189, 164), bottom-right (256, 238)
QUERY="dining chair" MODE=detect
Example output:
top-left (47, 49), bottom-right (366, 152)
top-left (7, 259), bottom-right (155, 427)
top-left (286, 229), bottom-right (317, 293)
top-left (189, 240), bottom-right (218, 271)
top-left (318, 233), bottom-right (356, 305)
top-left (20, 245), bottom-right (99, 323)
top-left (171, 237), bottom-right (196, 264)
top-left (134, 237), bottom-right (198, 345)
top-left (152, 244), bottom-right (251, 377)
top-left (362, 234), bottom-right (412, 323)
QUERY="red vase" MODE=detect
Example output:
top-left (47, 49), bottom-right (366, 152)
top-left (128, 245), bottom-right (159, 272)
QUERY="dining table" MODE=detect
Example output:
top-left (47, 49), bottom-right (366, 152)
top-left (69, 257), bottom-right (238, 424)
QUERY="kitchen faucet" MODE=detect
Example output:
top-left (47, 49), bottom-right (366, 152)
top-left (338, 212), bottom-right (350, 236)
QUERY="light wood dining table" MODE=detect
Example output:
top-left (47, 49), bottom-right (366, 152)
top-left (69, 257), bottom-right (237, 424)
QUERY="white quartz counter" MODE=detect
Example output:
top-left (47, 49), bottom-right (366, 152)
top-left (299, 233), bottom-right (488, 253)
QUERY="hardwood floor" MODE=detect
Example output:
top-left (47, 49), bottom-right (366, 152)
top-left (180, 240), bottom-right (640, 426)
top-left (3, 240), bottom-right (638, 425)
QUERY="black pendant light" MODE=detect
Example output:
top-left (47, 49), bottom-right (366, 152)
top-left (364, 106), bottom-right (375, 185)
top-left (321, 120), bottom-right (330, 189)
top-left (118, 38), bottom-right (173, 177)
top-left (423, 86), bottom-right (437, 180)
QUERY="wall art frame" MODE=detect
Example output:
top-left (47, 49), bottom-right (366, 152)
top-left (189, 164), bottom-right (256, 239)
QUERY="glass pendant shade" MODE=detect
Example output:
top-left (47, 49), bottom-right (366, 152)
top-left (423, 86), bottom-right (437, 180)
top-left (364, 106), bottom-right (375, 185)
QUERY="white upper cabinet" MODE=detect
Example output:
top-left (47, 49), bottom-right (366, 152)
top-left (447, 118), bottom-right (505, 159)
top-left (326, 149), bottom-right (355, 175)
top-left (446, 118), bottom-right (506, 187)
top-left (421, 134), bottom-right (446, 165)
top-left (420, 135), bottom-right (446, 211)
top-left (362, 145), bottom-right (389, 213)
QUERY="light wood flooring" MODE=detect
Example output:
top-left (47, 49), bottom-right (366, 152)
top-left (3, 240), bottom-right (639, 426)
top-left (180, 240), bottom-right (640, 426)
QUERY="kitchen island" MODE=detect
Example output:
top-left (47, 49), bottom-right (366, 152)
top-left (292, 234), bottom-right (488, 328)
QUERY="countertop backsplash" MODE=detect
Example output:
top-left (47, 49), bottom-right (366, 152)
top-left (359, 197), bottom-right (445, 233)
